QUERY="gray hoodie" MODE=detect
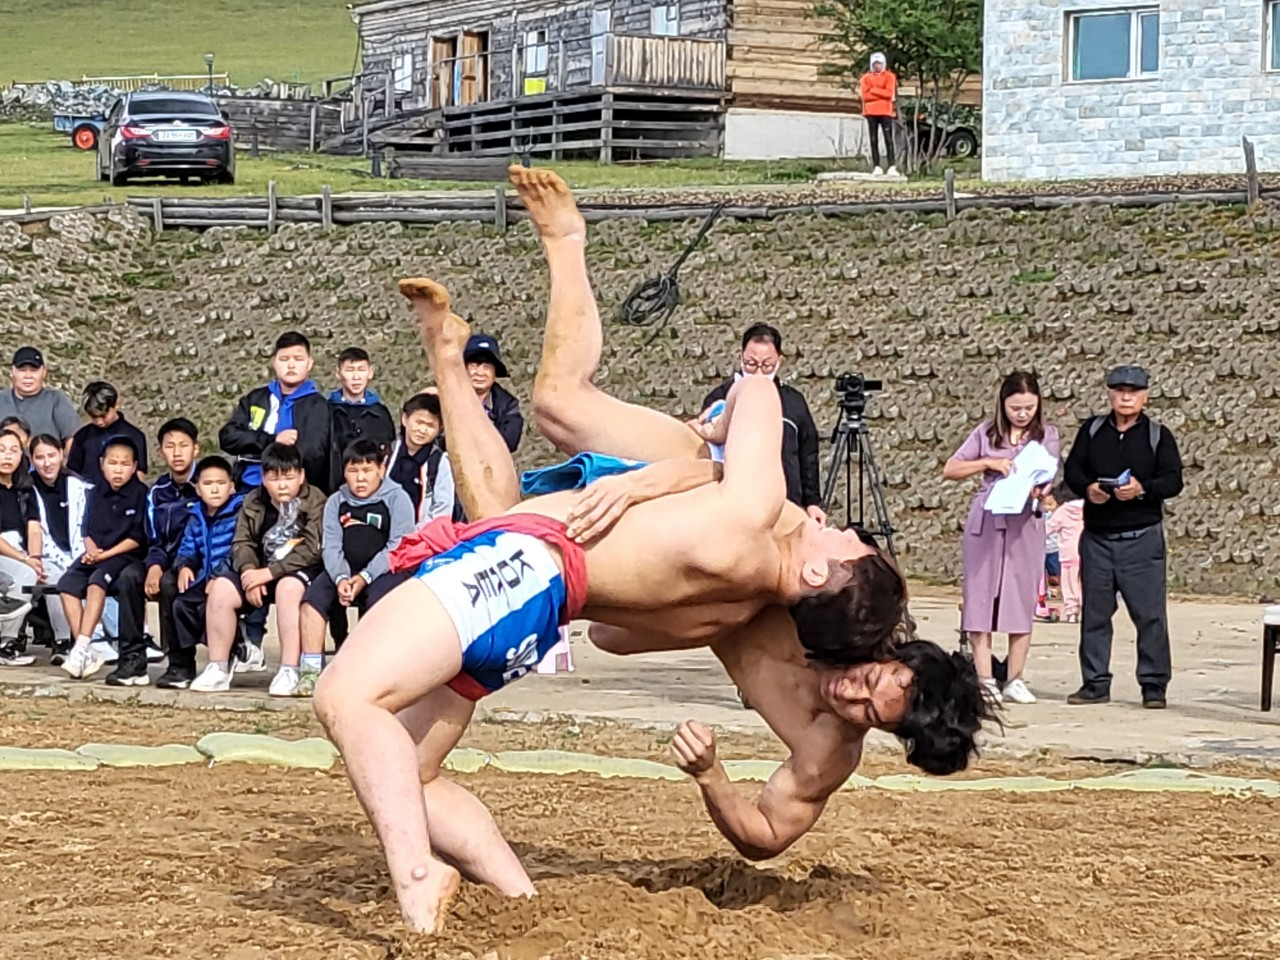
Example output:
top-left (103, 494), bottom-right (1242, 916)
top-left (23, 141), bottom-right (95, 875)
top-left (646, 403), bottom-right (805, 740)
top-left (322, 477), bottom-right (417, 584)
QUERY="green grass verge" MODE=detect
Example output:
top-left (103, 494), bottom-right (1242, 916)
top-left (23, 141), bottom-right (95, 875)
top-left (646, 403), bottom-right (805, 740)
top-left (0, 123), bottom-right (973, 208)
top-left (1, 0), bottom-right (355, 86)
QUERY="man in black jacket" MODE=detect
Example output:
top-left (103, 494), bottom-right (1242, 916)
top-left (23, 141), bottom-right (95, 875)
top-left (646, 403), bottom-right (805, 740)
top-left (328, 346), bottom-right (396, 490)
top-left (1063, 365), bottom-right (1184, 709)
top-left (219, 331), bottom-right (334, 494)
top-left (701, 323), bottom-right (826, 523)
top-left (461, 334), bottom-right (523, 452)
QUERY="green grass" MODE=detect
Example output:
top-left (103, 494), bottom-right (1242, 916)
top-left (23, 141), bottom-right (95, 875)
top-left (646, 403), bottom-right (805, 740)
top-left (1, 0), bottom-right (356, 86)
top-left (0, 122), bottom-right (967, 208)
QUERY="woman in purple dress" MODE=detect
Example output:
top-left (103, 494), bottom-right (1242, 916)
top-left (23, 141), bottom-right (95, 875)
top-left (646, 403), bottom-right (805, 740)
top-left (944, 371), bottom-right (1059, 705)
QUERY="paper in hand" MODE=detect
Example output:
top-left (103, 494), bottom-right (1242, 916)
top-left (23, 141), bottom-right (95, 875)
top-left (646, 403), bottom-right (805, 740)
top-left (983, 440), bottom-right (1058, 515)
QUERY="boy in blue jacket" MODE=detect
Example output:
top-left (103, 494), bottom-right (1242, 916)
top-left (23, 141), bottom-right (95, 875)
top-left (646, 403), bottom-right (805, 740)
top-left (168, 456), bottom-right (243, 689)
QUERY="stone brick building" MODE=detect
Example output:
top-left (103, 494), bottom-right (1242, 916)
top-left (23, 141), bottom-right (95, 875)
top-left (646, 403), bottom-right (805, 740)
top-left (982, 0), bottom-right (1280, 180)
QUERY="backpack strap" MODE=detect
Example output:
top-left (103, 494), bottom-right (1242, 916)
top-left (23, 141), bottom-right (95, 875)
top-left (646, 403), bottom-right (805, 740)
top-left (1147, 418), bottom-right (1161, 456)
top-left (1088, 415), bottom-right (1106, 439)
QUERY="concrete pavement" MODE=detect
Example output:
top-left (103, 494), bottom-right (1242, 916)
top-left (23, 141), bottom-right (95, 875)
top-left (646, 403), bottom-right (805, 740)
top-left (1, 590), bottom-right (1277, 767)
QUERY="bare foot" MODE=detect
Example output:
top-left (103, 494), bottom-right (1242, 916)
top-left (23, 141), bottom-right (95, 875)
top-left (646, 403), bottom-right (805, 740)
top-left (397, 861), bottom-right (462, 934)
top-left (399, 278), bottom-right (471, 353)
top-left (508, 165), bottom-right (586, 243)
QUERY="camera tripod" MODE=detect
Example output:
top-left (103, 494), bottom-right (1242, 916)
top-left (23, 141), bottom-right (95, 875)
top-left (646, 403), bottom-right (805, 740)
top-left (819, 403), bottom-right (897, 558)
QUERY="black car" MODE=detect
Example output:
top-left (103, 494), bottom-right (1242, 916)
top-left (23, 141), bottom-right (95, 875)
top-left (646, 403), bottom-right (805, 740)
top-left (97, 91), bottom-right (235, 186)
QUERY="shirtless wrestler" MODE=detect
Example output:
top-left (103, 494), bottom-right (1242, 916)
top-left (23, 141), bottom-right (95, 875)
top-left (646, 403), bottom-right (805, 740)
top-left (501, 164), bottom-right (992, 861)
top-left (312, 279), bottom-right (902, 932)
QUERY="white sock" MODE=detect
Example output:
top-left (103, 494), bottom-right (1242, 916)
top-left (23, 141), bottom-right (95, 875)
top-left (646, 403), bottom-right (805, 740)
top-left (301, 653), bottom-right (323, 672)
top-left (211, 660), bottom-right (230, 672)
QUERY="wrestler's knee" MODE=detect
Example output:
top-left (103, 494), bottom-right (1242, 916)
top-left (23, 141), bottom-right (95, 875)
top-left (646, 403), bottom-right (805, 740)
top-left (312, 663), bottom-right (356, 731)
top-left (531, 375), bottom-right (588, 445)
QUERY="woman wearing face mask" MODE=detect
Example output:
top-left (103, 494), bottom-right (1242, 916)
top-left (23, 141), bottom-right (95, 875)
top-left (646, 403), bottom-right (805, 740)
top-left (26, 434), bottom-right (93, 663)
top-left (0, 430), bottom-right (41, 665)
top-left (943, 371), bottom-right (1059, 705)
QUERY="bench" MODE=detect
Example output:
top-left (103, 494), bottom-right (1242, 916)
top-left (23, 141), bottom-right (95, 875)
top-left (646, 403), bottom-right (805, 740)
top-left (383, 151), bottom-right (512, 183)
top-left (1263, 605), bottom-right (1280, 711)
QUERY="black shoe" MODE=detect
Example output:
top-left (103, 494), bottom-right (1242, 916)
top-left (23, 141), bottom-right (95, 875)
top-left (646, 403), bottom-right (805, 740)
top-left (0, 642), bottom-right (35, 667)
top-left (104, 661), bottom-right (150, 687)
top-left (156, 666), bottom-right (195, 690)
top-left (1067, 686), bottom-right (1111, 705)
top-left (49, 638), bottom-right (71, 667)
top-left (1142, 688), bottom-right (1167, 709)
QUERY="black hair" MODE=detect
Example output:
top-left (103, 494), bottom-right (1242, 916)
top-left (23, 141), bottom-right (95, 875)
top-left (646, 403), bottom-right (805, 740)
top-left (102, 436), bottom-right (139, 463)
top-left (0, 429), bottom-right (33, 490)
top-left (987, 370), bottom-right (1045, 448)
top-left (193, 454), bottom-right (234, 481)
top-left (337, 347), bottom-right (371, 366)
top-left (0, 416), bottom-right (32, 438)
top-left (891, 641), bottom-right (1000, 776)
top-left (740, 323), bottom-right (783, 353)
top-left (1051, 482), bottom-right (1074, 503)
top-left (82, 381), bottom-right (120, 418)
top-left (261, 441), bottom-right (304, 475)
top-left (273, 331), bottom-right (311, 354)
top-left (28, 433), bottom-right (62, 457)
top-left (157, 417), bottom-right (199, 445)
top-left (790, 549), bottom-right (909, 666)
top-left (402, 392), bottom-right (441, 418)
top-left (343, 438), bottom-right (387, 467)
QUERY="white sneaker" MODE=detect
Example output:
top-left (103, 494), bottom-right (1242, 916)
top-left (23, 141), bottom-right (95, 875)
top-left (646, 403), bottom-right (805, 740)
top-left (887, 165), bottom-right (900, 177)
top-left (191, 662), bottom-right (233, 692)
top-left (90, 639), bottom-right (118, 664)
top-left (145, 644), bottom-right (166, 663)
top-left (269, 666), bottom-right (300, 697)
top-left (872, 165), bottom-right (884, 176)
top-left (1002, 678), bottom-right (1038, 704)
top-left (60, 638), bottom-right (91, 679)
top-left (79, 644), bottom-right (107, 680)
top-left (980, 677), bottom-right (1003, 703)
top-left (232, 643), bottom-right (267, 674)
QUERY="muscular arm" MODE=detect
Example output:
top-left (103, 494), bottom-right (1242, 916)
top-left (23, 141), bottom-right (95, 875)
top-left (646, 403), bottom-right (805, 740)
top-left (718, 376), bottom-right (786, 525)
top-left (566, 459), bottom-right (722, 543)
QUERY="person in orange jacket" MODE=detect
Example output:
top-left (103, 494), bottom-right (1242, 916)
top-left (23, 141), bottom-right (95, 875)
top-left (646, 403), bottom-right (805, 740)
top-left (860, 52), bottom-right (898, 176)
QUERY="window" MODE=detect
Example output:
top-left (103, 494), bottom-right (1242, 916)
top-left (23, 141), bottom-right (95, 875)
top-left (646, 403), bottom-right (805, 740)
top-left (650, 4), bottom-right (679, 36)
top-left (1268, 0), bottom-right (1280, 71)
top-left (523, 29), bottom-right (548, 75)
top-left (393, 52), bottom-right (413, 94)
top-left (1068, 8), bottom-right (1159, 81)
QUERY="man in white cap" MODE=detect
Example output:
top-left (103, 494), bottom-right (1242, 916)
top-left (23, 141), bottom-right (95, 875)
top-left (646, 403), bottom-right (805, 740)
top-left (860, 52), bottom-right (899, 177)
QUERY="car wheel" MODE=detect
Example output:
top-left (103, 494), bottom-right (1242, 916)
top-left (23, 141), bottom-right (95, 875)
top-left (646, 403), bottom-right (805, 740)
top-left (216, 170), bottom-right (235, 185)
top-left (946, 129), bottom-right (979, 160)
top-left (72, 125), bottom-right (99, 151)
top-left (111, 169), bottom-right (129, 187)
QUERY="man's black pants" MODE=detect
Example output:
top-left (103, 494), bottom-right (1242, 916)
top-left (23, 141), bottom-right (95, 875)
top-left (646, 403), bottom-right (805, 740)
top-left (1078, 524), bottom-right (1172, 694)
top-left (866, 115), bottom-right (895, 168)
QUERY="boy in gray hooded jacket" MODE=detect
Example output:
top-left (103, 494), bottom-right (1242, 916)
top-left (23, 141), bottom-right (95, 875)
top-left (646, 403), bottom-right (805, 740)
top-left (297, 439), bottom-right (416, 694)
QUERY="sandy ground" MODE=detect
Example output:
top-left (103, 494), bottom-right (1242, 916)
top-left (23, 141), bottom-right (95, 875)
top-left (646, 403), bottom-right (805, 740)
top-left (2, 701), bottom-right (1280, 958)
top-left (3, 755), bottom-right (1280, 959)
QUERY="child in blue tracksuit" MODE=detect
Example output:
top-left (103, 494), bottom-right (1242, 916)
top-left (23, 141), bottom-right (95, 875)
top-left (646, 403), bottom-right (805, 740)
top-left (167, 456), bottom-right (243, 688)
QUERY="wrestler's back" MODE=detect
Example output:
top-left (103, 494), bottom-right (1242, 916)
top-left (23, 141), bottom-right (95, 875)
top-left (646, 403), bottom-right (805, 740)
top-left (504, 486), bottom-right (779, 633)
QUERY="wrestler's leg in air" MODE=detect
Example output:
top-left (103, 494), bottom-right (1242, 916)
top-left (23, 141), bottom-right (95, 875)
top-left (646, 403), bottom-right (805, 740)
top-left (509, 166), bottom-right (708, 463)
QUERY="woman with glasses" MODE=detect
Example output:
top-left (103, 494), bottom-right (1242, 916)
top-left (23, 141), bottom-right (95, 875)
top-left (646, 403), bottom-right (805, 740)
top-left (698, 323), bottom-right (826, 525)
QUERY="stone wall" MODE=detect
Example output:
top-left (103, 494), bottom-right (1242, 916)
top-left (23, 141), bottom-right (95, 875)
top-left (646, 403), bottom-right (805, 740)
top-left (2, 199), bottom-right (1279, 596)
top-left (983, 0), bottom-right (1280, 180)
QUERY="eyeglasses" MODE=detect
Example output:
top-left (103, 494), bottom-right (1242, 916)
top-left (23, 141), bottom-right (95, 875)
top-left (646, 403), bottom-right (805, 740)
top-left (741, 358), bottom-right (778, 373)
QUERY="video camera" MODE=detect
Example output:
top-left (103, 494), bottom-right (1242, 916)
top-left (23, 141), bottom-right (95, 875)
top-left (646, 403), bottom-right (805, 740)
top-left (834, 373), bottom-right (883, 415)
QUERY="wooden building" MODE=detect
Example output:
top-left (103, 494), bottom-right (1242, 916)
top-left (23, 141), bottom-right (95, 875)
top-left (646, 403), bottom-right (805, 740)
top-left (348, 0), bottom-right (978, 162)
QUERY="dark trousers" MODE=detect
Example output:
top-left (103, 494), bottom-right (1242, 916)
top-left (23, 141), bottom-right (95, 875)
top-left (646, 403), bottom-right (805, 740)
top-left (156, 568), bottom-right (179, 653)
top-left (1079, 524), bottom-right (1172, 693)
top-left (867, 115), bottom-right (895, 168)
top-left (59, 558), bottom-right (149, 668)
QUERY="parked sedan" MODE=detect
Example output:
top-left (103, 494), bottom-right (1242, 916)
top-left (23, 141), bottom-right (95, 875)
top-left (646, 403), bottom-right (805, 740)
top-left (97, 91), bottom-right (235, 186)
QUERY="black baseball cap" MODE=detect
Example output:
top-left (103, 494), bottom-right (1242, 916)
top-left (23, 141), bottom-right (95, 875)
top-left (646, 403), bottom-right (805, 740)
top-left (463, 334), bottom-right (509, 378)
top-left (1106, 365), bottom-right (1149, 389)
top-left (11, 346), bottom-right (44, 369)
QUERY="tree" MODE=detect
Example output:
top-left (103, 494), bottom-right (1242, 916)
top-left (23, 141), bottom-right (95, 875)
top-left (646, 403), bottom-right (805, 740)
top-left (812, 0), bottom-right (982, 172)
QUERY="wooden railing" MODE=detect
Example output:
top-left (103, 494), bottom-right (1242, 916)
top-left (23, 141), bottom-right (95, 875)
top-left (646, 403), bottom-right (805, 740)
top-left (76, 73), bottom-right (231, 92)
top-left (606, 36), bottom-right (726, 90)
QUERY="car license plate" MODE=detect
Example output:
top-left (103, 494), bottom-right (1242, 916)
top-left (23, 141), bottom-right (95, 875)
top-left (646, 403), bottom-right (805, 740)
top-left (154, 129), bottom-right (199, 143)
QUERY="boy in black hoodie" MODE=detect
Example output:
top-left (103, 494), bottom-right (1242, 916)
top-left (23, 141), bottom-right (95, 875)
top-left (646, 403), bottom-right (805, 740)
top-left (328, 347), bottom-right (396, 490)
top-left (219, 331), bottom-right (333, 494)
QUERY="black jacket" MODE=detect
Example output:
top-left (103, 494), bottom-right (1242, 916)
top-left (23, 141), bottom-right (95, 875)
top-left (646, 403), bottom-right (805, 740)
top-left (1064, 412), bottom-right (1183, 534)
top-left (219, 385), bottom-right (334, 494)
top-left (329, 399), bottom-right (397, 490)
top-left (702, 377), bottom-right (822, 510)
top-left (439, 382), bottom-right (524, 454)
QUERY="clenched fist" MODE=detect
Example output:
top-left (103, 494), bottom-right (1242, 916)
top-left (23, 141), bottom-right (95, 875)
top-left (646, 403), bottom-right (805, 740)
top-left (671, 720), bottom-right (718, 781)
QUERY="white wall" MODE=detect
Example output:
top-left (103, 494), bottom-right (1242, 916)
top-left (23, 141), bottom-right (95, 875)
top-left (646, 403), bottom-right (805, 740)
top-left (983, 0), bottom-right (1280, 180)
top-left (724, 108), bottom-right (869, 161)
